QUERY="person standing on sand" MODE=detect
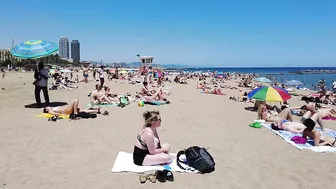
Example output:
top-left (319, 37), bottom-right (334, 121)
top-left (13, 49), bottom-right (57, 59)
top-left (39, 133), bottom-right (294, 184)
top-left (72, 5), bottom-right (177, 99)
top-left (1, 67), bottom-right (5, 79)
top-left (332, 80), bottom-right (336, 93)
top-left (34, 62), bottom-right (50, 107)
top-left (83, 65), bottom-right (89, 83)
top-left (98, 65), bottom-right (105, 86)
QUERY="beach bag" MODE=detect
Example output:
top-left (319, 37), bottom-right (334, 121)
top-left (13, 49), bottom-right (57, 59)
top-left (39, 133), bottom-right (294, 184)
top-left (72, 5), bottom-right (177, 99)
top-left (177, 146), bottom-right (215, 174)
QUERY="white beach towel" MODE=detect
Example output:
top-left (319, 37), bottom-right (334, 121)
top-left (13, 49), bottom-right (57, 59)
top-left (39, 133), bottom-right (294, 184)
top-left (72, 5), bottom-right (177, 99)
top-left (262, 123), bottom-right (336, 153)
top-left (111, 151), bottom-right (198, 173)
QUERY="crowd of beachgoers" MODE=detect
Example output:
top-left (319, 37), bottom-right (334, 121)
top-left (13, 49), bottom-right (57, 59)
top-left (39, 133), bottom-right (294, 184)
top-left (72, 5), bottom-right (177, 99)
top-left (1, 64), bottom-right (336, 188)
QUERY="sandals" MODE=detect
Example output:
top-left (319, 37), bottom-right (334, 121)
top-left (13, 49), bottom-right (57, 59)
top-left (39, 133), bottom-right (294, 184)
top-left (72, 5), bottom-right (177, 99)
top-left (138, 172), bottom-right (157, 184)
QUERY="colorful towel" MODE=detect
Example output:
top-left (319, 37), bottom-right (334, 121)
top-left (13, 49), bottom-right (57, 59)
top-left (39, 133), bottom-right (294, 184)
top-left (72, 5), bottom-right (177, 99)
top-left (85, 103), bottom-right (118, 107)
top-left (262, 123), bottom-right (336, 153)
top-left (144, 101), bottom-right (168, 106)
top-left (323, 116), bottom-right (336, 121)
top-left (36, 113), bottom-right (69, 119)
top-left (111, 151), bottom-right (198, 173)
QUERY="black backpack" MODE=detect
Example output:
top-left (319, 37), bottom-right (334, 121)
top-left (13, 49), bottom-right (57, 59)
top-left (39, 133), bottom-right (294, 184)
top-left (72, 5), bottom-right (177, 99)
top-left (176, 146), bottom-right (215, 174)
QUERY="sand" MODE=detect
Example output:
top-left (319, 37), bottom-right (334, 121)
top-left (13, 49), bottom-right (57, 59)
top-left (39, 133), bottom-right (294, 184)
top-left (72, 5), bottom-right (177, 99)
top-left (0, 72), bottom-right (336, 189)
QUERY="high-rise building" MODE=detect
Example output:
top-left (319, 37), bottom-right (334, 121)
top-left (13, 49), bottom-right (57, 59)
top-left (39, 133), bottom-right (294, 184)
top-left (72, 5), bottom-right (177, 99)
top-left (59, 37), bottom-right (69, 59)
top-left (71, 40), bottom-right (80, 63)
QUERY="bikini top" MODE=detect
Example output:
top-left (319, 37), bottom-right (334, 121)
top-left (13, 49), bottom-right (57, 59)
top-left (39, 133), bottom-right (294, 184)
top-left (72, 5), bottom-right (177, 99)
top-left (137, 130), bottom-right (161, 149)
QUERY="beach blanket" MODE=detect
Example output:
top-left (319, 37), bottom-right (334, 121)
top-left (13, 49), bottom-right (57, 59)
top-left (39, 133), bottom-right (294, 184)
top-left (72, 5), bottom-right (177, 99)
top-left (262, 123), bottom-right (336, 153)
top-left (85, 103), bottom-right (118, 107)
top-left (36, 113), bottom-right (69, 119)
top-left (111, 151), bottom-right (198, 173)
top-left (323, 116), bottom-right (336, 121)
top-left (144, 101), bottom-right (168, 106)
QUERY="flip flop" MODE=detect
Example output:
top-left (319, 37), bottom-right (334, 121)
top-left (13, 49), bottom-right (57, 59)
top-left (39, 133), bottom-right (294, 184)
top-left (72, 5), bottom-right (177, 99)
top-left (155, 170), bottom-right (166, 183)
top-left (147, 173), bottom-right (157, 183)
top-left (163, 170), bottom-right (174, 182)
top-left (138, 174), bottom-right (147, 184)
top-left (102, 110), bottom-right (109, 116)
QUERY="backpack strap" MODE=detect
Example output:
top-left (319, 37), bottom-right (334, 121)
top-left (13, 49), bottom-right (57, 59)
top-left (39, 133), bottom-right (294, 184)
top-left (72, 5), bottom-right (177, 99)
top-left (176, 150), bottom-right (187, 170)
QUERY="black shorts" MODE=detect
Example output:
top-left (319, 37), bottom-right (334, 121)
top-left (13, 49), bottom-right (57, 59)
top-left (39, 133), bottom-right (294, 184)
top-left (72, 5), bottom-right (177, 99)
top-left (100, 78), bottom-right (105, 83)
top-left (133, 146), bottom-right (149, 166)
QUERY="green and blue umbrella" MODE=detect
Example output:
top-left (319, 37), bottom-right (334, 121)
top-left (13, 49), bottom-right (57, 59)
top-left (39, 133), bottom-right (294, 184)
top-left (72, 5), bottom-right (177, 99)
top-left (10, 40), bottom-right (58, 59)
top-left (248, 86), bottom-right (291, 102)
top-left (284, 80), bottom-right (303, 86)
top-left (253, 77), bottom-right (272, 83)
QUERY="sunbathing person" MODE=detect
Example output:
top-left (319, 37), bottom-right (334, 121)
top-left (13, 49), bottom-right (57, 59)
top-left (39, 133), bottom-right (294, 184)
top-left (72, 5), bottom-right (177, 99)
top-left (301, 102), bottom-right (336, 119)
top-left (302, 114), bottom-right (336, 147)
top-left (43, 99), bottom-right (104, 118)
top-left (202, 87), bottom-right (225, 95)
top-left (90, 84), bottom-right (118, 105)
top-left (258, 104), bottom-right (294, 122)
top-left (133, 111), bottom-right (174, 166)
top-left (141, 81), bottom-right (159, 96)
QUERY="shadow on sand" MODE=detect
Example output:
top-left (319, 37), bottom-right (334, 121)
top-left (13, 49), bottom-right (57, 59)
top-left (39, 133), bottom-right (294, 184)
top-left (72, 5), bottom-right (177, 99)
top-left (24, 102), bottom-right (68, 109)
top-left (244, 107), bottom-right (256, 112)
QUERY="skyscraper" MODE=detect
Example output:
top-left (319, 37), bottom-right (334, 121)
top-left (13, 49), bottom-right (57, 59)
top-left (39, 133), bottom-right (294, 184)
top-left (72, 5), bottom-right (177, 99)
top-left (71, 40), bottom-right (80, 63)
top-left (59, 37), bottom-right (69, 59)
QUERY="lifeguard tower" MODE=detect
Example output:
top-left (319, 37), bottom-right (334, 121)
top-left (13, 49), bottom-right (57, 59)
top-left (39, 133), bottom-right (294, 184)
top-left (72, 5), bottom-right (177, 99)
top-left (138, 55), bottom-right (154, 68)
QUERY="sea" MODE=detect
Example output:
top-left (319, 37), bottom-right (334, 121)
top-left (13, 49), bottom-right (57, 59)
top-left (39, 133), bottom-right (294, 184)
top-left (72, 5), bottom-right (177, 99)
top-left (181, 67), bottom-right (336, 90)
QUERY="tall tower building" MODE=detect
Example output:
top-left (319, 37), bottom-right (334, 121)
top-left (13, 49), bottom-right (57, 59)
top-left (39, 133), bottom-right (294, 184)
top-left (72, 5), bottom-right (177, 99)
top-left (71, 40), bottom-right (80, 63)
top-left (59, 37), bottom-right (69, 59)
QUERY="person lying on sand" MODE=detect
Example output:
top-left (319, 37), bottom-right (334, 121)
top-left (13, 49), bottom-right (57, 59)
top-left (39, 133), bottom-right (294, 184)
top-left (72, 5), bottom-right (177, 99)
top-left (271, 112), bottom-right (324, 134)
top-left (133, 111), bottom-right (174, 166)
top-left (300, 102), bottom-right (336, 119)
top-left (43, 99), bottom-right (107, 119)
top-left (202, 87), bottom-right (225, 95)
top-left (136, 88), bottom-right (170, 103)
top-left (302, 116), bottom-right (336, 147)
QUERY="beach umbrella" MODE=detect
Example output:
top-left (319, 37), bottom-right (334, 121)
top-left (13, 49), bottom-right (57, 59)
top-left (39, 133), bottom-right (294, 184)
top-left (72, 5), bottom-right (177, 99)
top-left (10, 40), bottom-right (58, 59)
top-left (253, 77), bottom-right (272, 83)
top-left (215, 74), bottom-right (226, 78)
top-left (284, 80), bottom-right (303, 86)
top-left (247, 86), bottom-right (291, 102)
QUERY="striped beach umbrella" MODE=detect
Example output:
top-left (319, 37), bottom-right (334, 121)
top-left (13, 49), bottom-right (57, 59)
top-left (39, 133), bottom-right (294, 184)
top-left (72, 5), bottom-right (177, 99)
top-left (10, 40), bottom-right (58, 59)
top-left (248, 86), bottom-right (291, 102)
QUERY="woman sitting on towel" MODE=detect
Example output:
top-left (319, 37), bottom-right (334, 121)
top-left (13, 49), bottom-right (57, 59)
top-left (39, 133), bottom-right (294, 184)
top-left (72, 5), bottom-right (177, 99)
top-left (302, 113), bottom-right (336, 147)
top-left (133, 111), bottom-right (174, 166)
top-left (43, 99), bottom-right (103, 118)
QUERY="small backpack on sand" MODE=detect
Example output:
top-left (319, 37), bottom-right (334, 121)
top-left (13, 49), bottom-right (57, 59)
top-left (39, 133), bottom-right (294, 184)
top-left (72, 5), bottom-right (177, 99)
top-left (177, 146), bottom-right (215, 174)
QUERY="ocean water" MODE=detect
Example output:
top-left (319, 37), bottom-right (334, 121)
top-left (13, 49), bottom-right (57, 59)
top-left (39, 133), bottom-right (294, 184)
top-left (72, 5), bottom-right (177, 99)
top-left (182, 67), bottom-right (336, 90)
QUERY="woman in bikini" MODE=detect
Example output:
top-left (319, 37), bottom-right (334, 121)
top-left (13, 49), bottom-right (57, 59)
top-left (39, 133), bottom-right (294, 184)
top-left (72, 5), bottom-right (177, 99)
top-left (258, 104), bottom-right (294, 122)
top-left (202, 87), bottom-right (225, 95)
top-left (133, 111), bottom-right (174, 166)
top-left (302, 114), bottom-right (336, 147)
top-left (43, 99), bottom-right (104, 118)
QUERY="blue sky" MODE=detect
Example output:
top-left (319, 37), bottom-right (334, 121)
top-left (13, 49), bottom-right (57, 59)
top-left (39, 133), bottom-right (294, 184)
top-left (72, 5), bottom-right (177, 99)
top-left (1, 0), bottom-right (335, 67)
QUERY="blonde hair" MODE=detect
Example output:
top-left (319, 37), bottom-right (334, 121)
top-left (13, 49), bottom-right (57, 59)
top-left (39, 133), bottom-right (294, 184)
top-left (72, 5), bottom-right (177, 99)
top-left (143, 111), bottom-right (160, 127)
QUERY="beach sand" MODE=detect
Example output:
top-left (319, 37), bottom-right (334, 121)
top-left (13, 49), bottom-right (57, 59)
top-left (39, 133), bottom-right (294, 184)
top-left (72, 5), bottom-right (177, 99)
top-left (0, 72), bottom-right (336, 189)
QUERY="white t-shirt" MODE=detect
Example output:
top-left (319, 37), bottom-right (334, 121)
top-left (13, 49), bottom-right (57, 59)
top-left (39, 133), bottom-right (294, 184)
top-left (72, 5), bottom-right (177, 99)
top-left (36, 68), bottom-right (50, 87)
top-left (99, 69), bottom-right (104, 79)
top-left (332, 81), bottom-right (336, 89)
